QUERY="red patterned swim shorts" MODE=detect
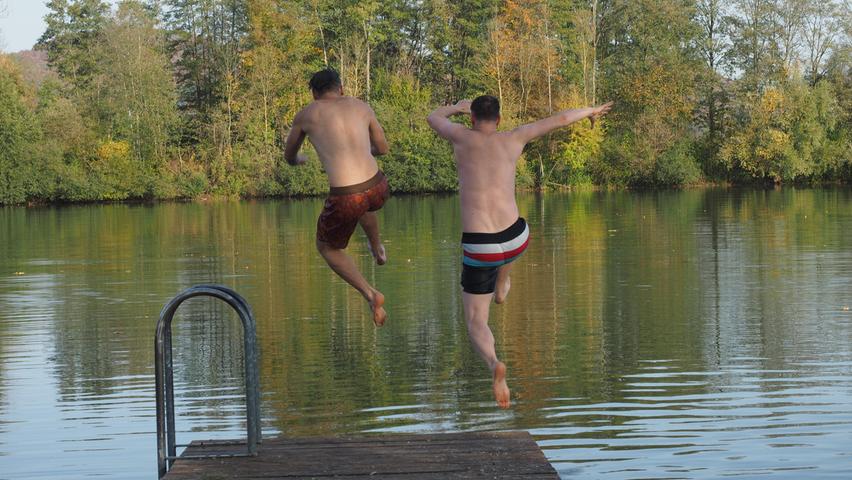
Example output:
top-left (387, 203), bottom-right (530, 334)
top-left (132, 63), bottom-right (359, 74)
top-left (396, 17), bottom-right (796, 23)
top-left (316, 170), bottom-right (390, 249)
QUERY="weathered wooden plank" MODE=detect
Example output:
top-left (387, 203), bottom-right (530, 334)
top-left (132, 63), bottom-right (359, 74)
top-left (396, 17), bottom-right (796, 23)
top-left (163, 432), bottom-right (558, 479)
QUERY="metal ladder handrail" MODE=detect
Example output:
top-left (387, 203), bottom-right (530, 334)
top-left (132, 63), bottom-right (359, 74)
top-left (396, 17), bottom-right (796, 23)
top-left (155, 285), bottom-right (261, 478)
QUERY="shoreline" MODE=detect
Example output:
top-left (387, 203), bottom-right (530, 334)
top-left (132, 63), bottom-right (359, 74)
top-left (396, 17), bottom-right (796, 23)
top-left (4, 181), bottom-right (850, 209)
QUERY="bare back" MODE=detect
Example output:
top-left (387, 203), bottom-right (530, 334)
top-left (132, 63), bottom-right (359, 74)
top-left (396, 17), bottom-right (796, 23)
top-left (428, 100), bottom-right (611, 233)
top-left (290, 97), bottom-right (384, 187)
top-left (451, 130), bottom-right (525, 233)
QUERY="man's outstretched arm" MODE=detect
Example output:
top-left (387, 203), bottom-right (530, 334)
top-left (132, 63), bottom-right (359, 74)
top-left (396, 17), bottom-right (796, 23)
top-left (283, 113), bottom-right (309, 165)
top-left (512, 102), bottom-right (613, 145)
top-left (427, 100), bottom-right (471, 141)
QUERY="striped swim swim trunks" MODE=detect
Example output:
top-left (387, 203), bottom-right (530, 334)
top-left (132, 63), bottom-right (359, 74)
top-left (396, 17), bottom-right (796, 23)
top-left (460, 217), bottom-right (529, 294)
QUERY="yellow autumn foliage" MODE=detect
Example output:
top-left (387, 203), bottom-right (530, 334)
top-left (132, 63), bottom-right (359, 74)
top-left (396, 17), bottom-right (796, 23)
top-left (760, 88), bottom-right (784, 113)
top-left (97, 140), bottom-right (131, 164)
top-left (91, 140), bottom-right (136, 199)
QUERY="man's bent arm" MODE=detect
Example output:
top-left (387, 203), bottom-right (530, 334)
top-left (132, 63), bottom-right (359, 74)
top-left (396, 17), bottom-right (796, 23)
top-left (427, 101), bottom-right (469, 141)
top-left (369, 112), bottom-right (389, 156)
top-left (283, 115), bottom-right (308, 165)
top-left (512, 102), bottom-right (613, 145)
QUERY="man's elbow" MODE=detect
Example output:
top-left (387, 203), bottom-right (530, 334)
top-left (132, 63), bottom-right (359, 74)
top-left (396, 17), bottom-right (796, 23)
top-left (426, 114), bottom-right (438, 130)
top-left (373, 143), bottom-right (389, 156)
top-left (284, 151), bottom-right (302, 165)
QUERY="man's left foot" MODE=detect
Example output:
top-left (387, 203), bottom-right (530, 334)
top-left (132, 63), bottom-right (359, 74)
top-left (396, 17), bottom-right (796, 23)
top-left (368, 241), bottom-right (387, 265)
top-left (495, 277), bottom-right (511, 304)
top-left (492, 361), bottom-right (511, 409)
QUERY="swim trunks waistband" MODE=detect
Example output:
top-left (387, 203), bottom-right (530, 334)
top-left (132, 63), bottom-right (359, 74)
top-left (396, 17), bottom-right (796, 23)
top-left (461, 217), bottom-right (528, 245)
top-left (329, 170), bottom-right (385, 196)
top-left (461, 217), bottom-right (529, 268)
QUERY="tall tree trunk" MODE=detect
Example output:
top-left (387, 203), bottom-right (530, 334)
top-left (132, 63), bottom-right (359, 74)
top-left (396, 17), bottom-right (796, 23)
top-left (363, 19), bottom-right (371, 99)
top-left (591, 0), bottom-right (598, 104)
top-left (490, 25), bottom-right (504, 106)
top-left (313, 1), bottom-right (329, 65)
top-left (581, 14), bottom-right (589, 105)
top-left (545, 17), bottom-right (552, 114)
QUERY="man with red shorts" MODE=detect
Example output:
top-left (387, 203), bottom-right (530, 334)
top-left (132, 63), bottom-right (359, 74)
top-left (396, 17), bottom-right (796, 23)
top-left (284, 69), bottom-right (390, 326)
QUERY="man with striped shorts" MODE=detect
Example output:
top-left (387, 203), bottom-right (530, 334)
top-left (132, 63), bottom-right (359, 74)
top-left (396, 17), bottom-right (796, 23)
top-left (428, 95), bottom-right (612, 408)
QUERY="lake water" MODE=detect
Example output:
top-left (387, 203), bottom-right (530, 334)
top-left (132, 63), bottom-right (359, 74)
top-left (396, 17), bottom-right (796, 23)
top-left (1, 188), bottom-right (851, 479)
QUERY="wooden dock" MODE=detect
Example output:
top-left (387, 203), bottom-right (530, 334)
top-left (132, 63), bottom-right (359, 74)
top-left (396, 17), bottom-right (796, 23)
top-left (162, 431), bottom-right (558, 479)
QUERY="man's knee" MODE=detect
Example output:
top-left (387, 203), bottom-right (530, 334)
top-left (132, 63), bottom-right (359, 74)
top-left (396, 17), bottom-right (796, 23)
top-left (316, 239), bottom-right (337, 255)
top-left (463, 297), bottom-right (491, 325)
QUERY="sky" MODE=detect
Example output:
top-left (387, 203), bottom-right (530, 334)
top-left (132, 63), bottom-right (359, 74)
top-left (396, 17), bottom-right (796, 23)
top-left (0, 0), bottom-right (118, 53)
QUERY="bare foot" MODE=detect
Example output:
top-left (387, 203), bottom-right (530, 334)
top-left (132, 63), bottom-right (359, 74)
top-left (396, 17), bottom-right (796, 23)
top-left (369, 290), bottom-right (387, 327)
top-left (494, 276), bottom-right (511, 304)
top-left (368, 241), bottom-right (387, 265)
top-left (492, 361), bottom-right (510, 409)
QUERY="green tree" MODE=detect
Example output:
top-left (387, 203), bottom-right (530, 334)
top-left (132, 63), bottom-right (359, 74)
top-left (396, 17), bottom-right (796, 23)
top-left (96, 2), bottom-right (179, 167)
top-left (431, 0), bottom-right (500, 101)
top-left (371, 71), bottom-right (456, 192)
top-left (695, 0), bottom-right (730, 175)
top-left (164, 0), bottom-right (248, 124)
top-left (802, 0), bottom-right (844, 85)
top-left (87, 0), bottom-right (181, 198)
top-left (724, 0), bottom-right (783, 92)
top-left (35, 77), bottom-right (97, 201)
top-left (595, 0), bottom-right (703, 186)
top-left (0, 57), bottom-right (45, 203)
top-left (235, 0), bottom-right (319, 196)
top-left (163, 0), bottom-right (248, 195)
top-left (719, 79), bottom-right (838, 182)
top-left (37, 0), bottom-right (110, 91)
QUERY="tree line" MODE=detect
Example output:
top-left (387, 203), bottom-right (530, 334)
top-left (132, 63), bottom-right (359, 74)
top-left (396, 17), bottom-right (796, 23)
top-left (0, 0), bottom-right (850, 204)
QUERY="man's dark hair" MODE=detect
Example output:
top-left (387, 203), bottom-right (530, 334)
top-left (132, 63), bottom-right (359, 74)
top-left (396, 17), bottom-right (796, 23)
top-left (471, 95), bottom-right (500, 121)
top-left (309, 68), bottom-right (341, 94)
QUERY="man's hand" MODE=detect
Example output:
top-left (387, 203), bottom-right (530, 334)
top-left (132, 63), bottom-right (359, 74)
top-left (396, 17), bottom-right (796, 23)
top-left (283, 115), bottom-right (308, 165)
top-left (287, 152), bottom-right (308, 166)
top-left (427, 101), bottom-right (472, 141)
top-left (589, 101), bottom-right (614, 128)
top-left (453, 99), bottom-right (472, 115)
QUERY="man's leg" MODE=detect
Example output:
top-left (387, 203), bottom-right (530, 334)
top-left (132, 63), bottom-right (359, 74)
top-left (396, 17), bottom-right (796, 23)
top-left (494, 262), bottom-right (514, 304)
top-left (463, 292), bottom-right (510, 409)
top-left (316, 239), bottom-right (387, 326)
top-left (359, 211), bottom-right (386, 265)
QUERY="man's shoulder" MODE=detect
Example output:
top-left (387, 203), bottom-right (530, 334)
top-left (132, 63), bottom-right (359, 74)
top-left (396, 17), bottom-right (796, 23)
top-left (450, 125), bottom-right (477, 140)
top-left (294, 102), bottom-right (317, 120)
top-left (340, 96), bottom-right (369, 108)
top-left (460, 129), bottom-right (516, 144)
top-left (351, 98), bottom-right (377, 117)
top-left (495, 129), bottom-right (526, 148)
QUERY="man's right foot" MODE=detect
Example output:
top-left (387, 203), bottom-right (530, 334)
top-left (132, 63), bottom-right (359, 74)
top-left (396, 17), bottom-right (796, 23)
top-left (492, 361), bottom-right (510, 409)
top-left (369, 290), bottom-right (387, 327)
